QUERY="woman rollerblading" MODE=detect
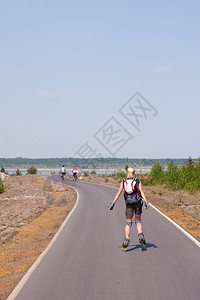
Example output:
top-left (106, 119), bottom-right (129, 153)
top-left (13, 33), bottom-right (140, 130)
top-left (109, 167), bottom-right (150, 251)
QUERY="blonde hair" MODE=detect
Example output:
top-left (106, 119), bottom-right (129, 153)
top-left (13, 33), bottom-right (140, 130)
top-left (126, 167), bottom-right (135, 178)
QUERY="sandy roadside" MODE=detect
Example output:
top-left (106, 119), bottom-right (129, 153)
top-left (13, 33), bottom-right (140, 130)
top-left (0, 175), bottom-right (76, 300)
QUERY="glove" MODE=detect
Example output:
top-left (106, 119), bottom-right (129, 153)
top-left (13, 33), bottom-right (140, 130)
top-left (144, 201), bottom-right (150, 209)
top-left (108, 203), bottom-right (115, 210)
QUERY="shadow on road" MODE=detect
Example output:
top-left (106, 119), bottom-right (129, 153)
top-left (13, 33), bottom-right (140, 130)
top-left (119, 242), bottom-right (158, 252)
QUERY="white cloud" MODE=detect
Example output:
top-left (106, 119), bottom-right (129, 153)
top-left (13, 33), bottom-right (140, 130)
top-left (37, 90), bottom-right (81, 102)
top-left (151, 65), bottom-right (171, 74)
top-left (38, 90), bottom-right (63, 101)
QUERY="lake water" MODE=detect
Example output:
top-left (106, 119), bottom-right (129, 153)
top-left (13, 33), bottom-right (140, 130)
top-left (7, 169), bottom-right (149, 175)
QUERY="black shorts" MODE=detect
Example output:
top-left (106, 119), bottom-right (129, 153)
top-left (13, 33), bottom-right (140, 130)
top-left (125, 201), bottom-right (143, 219)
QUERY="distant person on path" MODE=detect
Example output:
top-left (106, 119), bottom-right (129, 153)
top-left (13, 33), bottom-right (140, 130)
top-left (60, 165), bottom-right (66, 180)
top-left (72, 166), bottom-right (78, 181)
top-left (109, 167), bottom-right (150, 250)
top-left (60, 165), bottom-right (66, 175)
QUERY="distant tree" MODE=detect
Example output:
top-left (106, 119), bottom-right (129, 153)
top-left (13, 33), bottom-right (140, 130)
top-left (1, 165), bottom-right (5, 173)
top-left (91, 170), bottom-right (96, 175)
top-left (83, 171), bottom-right (89, 176)
top-left (149, 160), bottom-right (165, 184)
top-left (16, 169), bottom-right (22, 176)
top-left (165, 160), bottom-right (180, 190)
top-left (125, 165), bottom-right (129, 171)
top-left (27, 166), bottom-right (37, 174)
top-left (0, 177), bottom-right (5, 194)
top-left (187, 156), bottom-right (195, 167)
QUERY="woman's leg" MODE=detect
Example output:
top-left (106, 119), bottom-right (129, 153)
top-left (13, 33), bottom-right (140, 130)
top-left (125, 218), bottom-right (132, 238)
top-left (135, 214), bottom-right (142, 233)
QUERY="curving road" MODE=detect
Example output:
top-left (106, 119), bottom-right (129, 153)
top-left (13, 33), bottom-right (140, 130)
top-left (8, 175), bottom-right (200, 300)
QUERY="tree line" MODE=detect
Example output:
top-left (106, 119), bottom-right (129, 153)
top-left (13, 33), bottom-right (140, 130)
top-left (139, 157), bottom-right (200, 194)
top-left (104, 157), bottom-right (200, 194)
top-left (0, 157), bottom-right (198, 169)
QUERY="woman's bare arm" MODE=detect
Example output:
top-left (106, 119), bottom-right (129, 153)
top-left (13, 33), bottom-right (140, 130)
top-left (112, 181), bottom-right (124, 204)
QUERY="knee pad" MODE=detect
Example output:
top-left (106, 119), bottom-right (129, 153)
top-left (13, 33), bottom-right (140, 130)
top-left (126, 221), bottom-right (132, 227)
top-left (135, 220), bottom-right (141, 224)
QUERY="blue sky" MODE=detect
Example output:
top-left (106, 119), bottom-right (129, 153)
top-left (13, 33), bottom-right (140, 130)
top-left (1, 0), bottom-right (200, 159)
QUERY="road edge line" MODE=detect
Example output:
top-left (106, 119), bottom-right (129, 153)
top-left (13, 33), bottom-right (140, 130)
top-left (6, 177), bottom-right (79, 300)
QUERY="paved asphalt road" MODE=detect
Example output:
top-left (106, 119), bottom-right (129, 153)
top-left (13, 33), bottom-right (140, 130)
top-left (8, 175), bottom-right (200, 300)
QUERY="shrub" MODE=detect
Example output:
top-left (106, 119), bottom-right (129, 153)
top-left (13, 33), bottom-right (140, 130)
top-left (91, 170), bottom-right (96, 175)
top-left (112, 170), bottom-right (126, 182)
top-left (125, 165), bottom-right (129, 171)
top-left (83, 171), bottom-right (89, 176)
top-left (16, 169), bottom-right (22, 176)
top-left (1, 165), bottom-right (5, 173)
top-left (27, 165), bottom-right (37, 174)
top-left (145, 157), bottom-right (200, 194)
top-left (149, 161), bottom-right (165, 185)
top-left (165, 160), bottom-right (180, 190)
top-left (179, 158), bottom-right (200, 193)
top-left (138, 173), bottom-right (152, 186)
top-left (0, 177), bottom-right (5, 194)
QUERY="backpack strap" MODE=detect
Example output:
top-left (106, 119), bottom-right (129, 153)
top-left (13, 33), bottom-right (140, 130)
top-left (135, 178), bottom-right (141, 196)
top-left (135, 178), bottom-right (139, 188)
top-left (131, 179), bottom-right (135, 191)
top-left (123, 179), bottom-right (126, 189)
